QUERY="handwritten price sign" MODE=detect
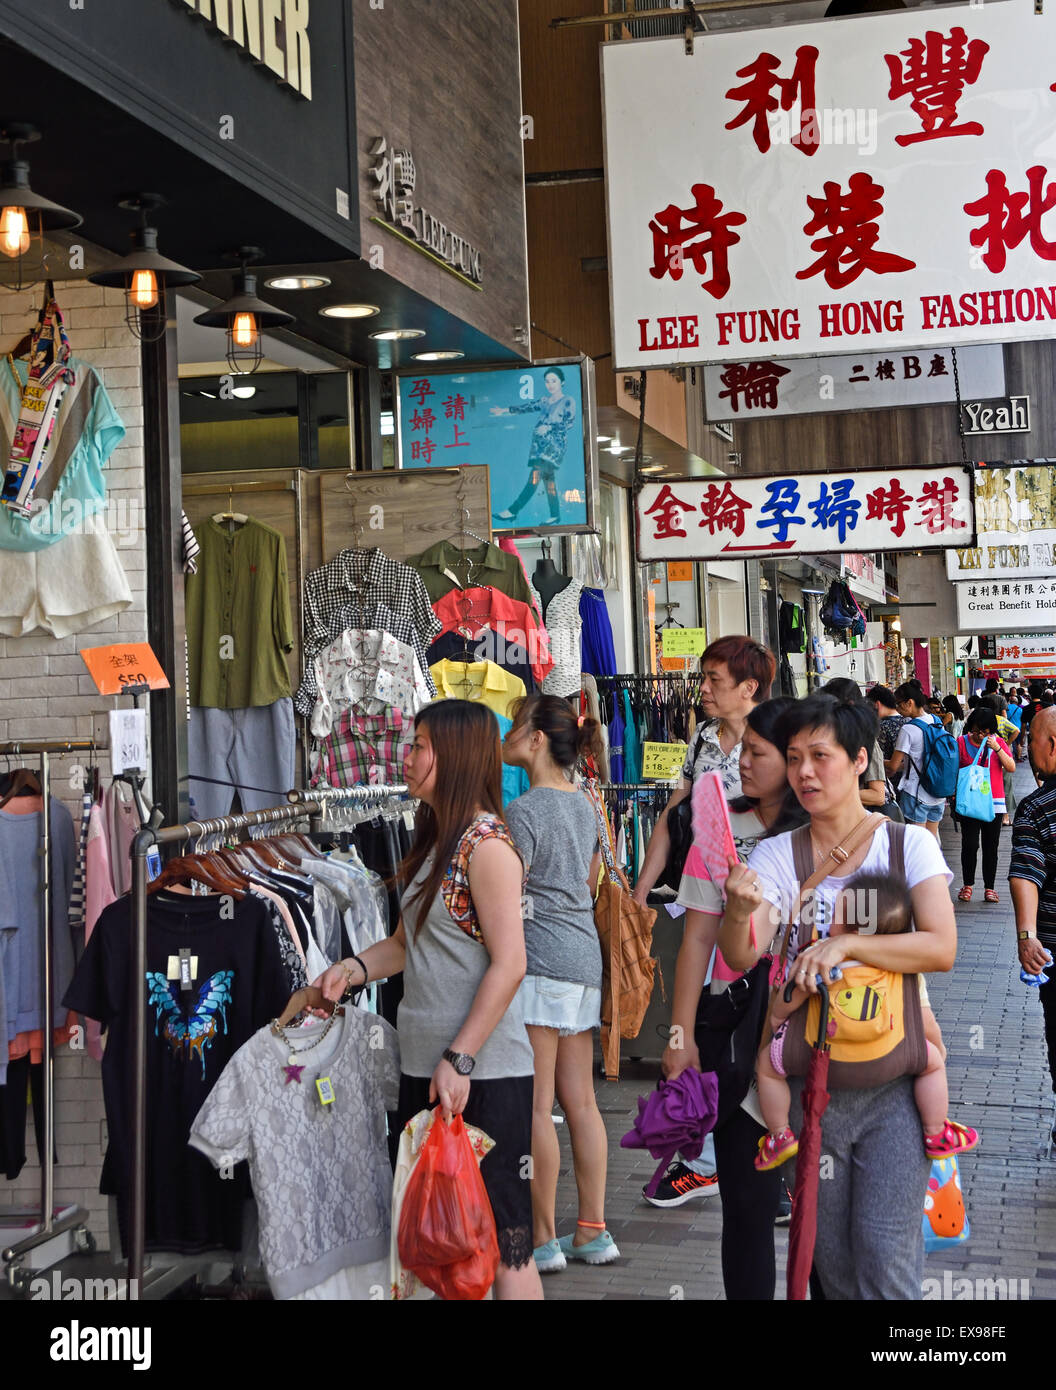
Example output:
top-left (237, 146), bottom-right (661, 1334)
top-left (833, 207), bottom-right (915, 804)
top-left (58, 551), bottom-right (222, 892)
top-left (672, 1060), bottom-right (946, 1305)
top-left (661, 627), bottom-right (707, 657)
top-left (642, 741), bottom-right (688, 781)
top-left (80, 643), bottom-right (170, 697)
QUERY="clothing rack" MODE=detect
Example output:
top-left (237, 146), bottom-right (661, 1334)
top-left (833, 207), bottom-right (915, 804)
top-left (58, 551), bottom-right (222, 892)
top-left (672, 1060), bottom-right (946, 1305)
top-left (595, 673), bottom-right (696, 683)
top-left (0, 739), bottom-right (98, 1279)
top-left (128, 784), bottom-right (408, 1292)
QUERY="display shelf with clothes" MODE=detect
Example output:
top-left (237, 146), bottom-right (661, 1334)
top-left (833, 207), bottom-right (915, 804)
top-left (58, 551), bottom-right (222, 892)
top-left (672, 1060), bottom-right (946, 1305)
top-left (0, 295), bottom-right (132, 638)
top-left (0, 739), bottom-right (100, 1280)
top-left (595, 674), bottom-right (703, 786)
top-left (99, 790), bottom-right (408, 1291)
top-left (185, 512), bottom-right (297, 820)
top-left (589, 782), bottom-right (676, 889)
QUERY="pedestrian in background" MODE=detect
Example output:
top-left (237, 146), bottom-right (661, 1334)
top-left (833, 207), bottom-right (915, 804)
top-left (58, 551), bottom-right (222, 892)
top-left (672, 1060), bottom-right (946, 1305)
top-left (955, 707), bottom-right (1015, 904)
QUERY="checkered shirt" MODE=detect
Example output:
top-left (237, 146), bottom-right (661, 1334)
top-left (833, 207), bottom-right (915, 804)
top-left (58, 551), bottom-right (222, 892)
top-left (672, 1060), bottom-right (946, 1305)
top-left (312, 707), bottom-right (410, 788)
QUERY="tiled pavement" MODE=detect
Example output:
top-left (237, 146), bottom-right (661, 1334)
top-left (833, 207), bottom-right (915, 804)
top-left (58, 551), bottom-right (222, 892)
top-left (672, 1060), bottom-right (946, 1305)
top-left (549, 762), bottom-right (1056, 1300)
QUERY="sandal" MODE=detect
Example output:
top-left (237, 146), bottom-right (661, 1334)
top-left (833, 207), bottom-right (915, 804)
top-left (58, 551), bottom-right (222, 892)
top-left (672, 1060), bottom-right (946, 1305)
top-left (984, 889), bottom-right (999, 903)
top-left (925, 1119), bottom-right (980, 1158)
top-left (957, 886), bottom-right (973, 902)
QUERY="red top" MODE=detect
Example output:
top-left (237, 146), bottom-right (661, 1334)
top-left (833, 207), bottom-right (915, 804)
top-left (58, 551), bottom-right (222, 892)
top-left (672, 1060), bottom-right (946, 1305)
top-left (431, 586), bottom-right (554, 685)
top-left (958, 733), bottom-right (1011, 803)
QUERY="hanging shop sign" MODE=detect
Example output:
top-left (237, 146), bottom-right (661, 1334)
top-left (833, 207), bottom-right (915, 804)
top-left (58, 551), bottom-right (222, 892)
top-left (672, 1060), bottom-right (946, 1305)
top-left (601, 0), bottom-right (1056, 368)
top-left (369, 136), bottom-right (484, 284)
top-left (986, 633), bottom-right (1056, 666)
top-left (642, 742), bottom-right (688, 781)
top-left (175, 0), bottom-right (313, 99)
top-left (956, 580), bottom-right (1056, 632)
top-left (945, 462), bottom-right (1056, 581)
top-left (636, 464), bottom-right (974, 562)
top-left (960, 395), bottom-right (1031, 435)
top-left (703, 346), bottom-right (1004, 422)
top-left (395, 358), bottom-right (598, 536)
top-left (661, 627), bottom-right (707, 657)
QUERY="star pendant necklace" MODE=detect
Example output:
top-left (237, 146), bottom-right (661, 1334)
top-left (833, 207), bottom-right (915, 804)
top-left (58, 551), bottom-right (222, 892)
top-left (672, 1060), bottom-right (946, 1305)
top-left (271, 1009), bottom-right (339, 1084)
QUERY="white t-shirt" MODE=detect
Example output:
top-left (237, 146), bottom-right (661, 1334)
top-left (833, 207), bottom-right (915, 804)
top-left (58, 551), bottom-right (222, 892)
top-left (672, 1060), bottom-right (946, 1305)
top-left (747, 820), bottom-right (952, 969)
top-left (894, 711), bottom-right (938, 801)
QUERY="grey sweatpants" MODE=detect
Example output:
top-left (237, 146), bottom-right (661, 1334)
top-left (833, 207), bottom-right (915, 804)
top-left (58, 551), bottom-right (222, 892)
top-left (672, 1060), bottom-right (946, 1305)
top-left (188, 698), bottom-right (295, 819)
top-left (790, 1075), bottom-right (930, 1300)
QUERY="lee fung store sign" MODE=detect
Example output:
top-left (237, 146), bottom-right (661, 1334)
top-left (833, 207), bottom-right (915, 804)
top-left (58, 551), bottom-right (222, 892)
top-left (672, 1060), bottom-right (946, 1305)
top-left (602, 0), bottom-right (1056, 367)
top-left (636, 465), bottom-right (974, 562)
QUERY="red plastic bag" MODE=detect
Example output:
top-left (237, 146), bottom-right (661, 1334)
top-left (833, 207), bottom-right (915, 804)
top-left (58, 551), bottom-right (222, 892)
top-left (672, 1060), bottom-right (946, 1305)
top-left (397, 1111), bottom-right (499, 1300)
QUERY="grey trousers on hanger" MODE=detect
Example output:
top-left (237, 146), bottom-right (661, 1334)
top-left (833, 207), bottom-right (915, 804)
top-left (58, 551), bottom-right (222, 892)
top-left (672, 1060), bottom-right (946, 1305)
top-left (188, 699), bottom-right (295, 820)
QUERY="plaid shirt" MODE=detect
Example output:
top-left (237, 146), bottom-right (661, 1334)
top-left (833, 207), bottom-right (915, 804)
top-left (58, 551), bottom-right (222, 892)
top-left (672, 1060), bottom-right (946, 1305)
top-left (1009, 778), bottom-right (1056, 949)
top-left (295, 580), bottom-right (439, 716)
top-left (313, 707), bottom-right (410, 788)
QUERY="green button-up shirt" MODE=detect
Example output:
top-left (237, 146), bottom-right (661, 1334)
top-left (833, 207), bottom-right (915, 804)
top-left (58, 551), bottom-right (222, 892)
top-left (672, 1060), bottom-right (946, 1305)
top-left (185, 518), bottom-right (294, 708)
top-left (408, 539), bottom-right (533, 607)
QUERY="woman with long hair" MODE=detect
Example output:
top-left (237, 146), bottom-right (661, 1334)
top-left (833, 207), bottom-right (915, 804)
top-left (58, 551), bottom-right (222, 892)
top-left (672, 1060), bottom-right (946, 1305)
top-left (316, 700), bottom-right (543, 1300)
top-left (500, 695), bottom-right (612, 1271)
top-left (718, 693), bottom-right (956, 1299)
top-left (660, 697), bottom-right (807, 1297)
top-left (955, 706), bottom-right (1015, 903)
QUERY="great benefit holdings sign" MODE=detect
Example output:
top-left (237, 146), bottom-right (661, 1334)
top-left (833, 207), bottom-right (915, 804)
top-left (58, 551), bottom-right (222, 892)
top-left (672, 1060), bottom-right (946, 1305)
top-left (602, 0), bottom-right (1056, 367)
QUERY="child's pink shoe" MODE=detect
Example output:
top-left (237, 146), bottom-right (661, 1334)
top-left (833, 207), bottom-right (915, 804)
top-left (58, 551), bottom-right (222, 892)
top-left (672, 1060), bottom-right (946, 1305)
top-left (924, 1119), bottom-right (979, 1158)
top-left (755, 1128), bottom-right (798, 1171)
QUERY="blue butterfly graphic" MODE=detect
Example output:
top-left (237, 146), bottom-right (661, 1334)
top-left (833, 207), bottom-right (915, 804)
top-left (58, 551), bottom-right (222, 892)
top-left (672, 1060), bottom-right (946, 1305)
top-left (146, 970), bottom-right (234, 1077)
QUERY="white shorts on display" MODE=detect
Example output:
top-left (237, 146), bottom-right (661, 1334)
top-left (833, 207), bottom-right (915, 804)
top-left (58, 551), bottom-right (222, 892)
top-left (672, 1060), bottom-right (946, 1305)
top-left (0, 528), bottom-right (132, 638)
top-left (518, 974), bottom-right (601, 1035)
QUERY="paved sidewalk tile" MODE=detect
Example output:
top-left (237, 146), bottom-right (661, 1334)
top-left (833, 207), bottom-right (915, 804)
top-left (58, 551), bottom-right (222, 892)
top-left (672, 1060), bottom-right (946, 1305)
top-left (546, 763), bottom-right (1056, 1301)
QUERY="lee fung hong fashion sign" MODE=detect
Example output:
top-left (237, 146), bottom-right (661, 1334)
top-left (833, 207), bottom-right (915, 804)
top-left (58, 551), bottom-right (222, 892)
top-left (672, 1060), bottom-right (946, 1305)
top-left (602, 0), bottom-right (1056, 367)
top-left (636, 465), bottom-right (974, 562)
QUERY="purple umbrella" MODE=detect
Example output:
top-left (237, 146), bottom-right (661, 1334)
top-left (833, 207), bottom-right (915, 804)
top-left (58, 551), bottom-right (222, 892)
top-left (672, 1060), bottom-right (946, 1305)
top-left (622, 1069), bottom-right (720, 1198)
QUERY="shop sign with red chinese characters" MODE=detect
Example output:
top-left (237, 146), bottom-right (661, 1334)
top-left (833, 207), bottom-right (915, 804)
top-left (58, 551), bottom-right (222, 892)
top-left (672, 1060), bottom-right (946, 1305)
top-left (636, 465), bottom-right (974, 562)
top-left (602, 0), bottom-right (1056, 367)
top-left (702, 345), bottom-right (1004, 421)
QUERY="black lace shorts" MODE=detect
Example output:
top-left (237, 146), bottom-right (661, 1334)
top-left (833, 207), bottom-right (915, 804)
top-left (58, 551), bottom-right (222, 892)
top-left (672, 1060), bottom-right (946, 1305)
top-left (394, 1072), bottom-right (535, 1271)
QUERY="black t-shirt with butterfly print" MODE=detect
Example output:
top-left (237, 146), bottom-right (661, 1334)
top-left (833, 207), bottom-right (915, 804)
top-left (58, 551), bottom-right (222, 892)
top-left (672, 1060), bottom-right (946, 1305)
top-left (64, 890), bottom-right (289, 1255)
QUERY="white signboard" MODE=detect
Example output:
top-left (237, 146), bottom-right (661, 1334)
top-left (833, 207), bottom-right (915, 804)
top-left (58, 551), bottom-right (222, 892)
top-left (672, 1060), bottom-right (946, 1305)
top-left (703, 346), bottom-right (1004, 421)
top-left (637, 465), bottom-right (974, 562)
top-left (988, 633), bottom-right (1056, 665)
top-left (946, 462), bottom-right (1056, 581)
top-left (956, 579), bottom-right (1056, 631)
top-left (602, 0), bottom-right (1056, 367)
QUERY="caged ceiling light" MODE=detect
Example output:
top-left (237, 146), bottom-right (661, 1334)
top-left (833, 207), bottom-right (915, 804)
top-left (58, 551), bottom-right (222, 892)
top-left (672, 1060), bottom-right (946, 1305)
top-left (88, 195), bottom-right (201, 342)
top-left (193, 246), bottom-right (295, 374)
top-left (0, 123), bottom-right (82, 291)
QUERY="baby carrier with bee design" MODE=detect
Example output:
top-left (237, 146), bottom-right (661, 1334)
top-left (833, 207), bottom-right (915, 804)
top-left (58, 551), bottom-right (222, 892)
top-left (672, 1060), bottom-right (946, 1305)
top-left (779, 820), bottom-right (929, 1089)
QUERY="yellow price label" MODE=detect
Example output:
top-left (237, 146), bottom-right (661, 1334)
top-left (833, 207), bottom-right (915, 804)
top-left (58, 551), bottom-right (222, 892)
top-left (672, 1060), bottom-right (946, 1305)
top-left (641, 742), bottom-right (687, 780)
top-left (661, 627), bottom-right (706, 657)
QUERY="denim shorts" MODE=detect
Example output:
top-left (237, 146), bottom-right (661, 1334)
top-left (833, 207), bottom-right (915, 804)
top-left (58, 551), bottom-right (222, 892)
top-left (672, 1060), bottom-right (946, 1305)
top-left (518, 974), bottom-right (601, 1035)
top-left (898, 790), bottom-right (945, 825)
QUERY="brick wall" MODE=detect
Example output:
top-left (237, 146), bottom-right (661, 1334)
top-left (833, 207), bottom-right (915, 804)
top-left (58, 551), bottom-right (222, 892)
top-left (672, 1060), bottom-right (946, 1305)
top-left (0, 279), bottom-right (147, 1247)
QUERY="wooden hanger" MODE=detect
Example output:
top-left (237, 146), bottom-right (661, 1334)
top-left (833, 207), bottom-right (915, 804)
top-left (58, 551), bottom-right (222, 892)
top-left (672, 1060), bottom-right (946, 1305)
top-left (148, 853), bottom-right (245, 898)
top-left (212, 485), bottom-right (248, 527)
top-left (274, 985), bottom-right (343, 1029)
top-left (0, 766), bottom-right (42, 809)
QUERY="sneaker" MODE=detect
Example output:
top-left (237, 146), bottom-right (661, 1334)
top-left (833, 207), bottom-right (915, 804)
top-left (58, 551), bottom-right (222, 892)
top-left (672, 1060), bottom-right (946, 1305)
top-left (925, 1119), bottom-right (980, 1158)
top-left (558, 1230), bottom-right (620, 1265)
top-left (642, 1162), bottom-right (720, 1207)
top-left (755, 1128), bottom-right (799, 1172)
top-left (495, 509), bottom-right (515, 521)
top-left (774, 1184), bottom-right (793, 1226)
top-left (533, 1238), bottom-right (566, 1274)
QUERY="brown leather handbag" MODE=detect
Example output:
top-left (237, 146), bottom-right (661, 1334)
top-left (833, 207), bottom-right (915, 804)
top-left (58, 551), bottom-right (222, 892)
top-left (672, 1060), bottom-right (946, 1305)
top-left (584, 782), bottom-right (658, 1081)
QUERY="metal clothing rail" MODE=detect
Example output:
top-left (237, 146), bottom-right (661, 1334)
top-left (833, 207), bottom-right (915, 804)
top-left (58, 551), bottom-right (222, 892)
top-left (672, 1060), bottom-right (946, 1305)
top-left (595, 673), bottom-right (697, 683)
top-left (127, 783), bottom-right (409, 1291)
top-left (0, 739), bottom-right (98, 1275)
top-left (595, 782), bottom-right (669, 792)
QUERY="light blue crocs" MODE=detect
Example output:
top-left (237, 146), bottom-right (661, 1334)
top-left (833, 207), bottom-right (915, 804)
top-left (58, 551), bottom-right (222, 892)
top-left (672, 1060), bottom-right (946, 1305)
top-left (533, 1238), bottom-right (567, 1273)
top-left (557, 1229), bottom-right (620, 1265)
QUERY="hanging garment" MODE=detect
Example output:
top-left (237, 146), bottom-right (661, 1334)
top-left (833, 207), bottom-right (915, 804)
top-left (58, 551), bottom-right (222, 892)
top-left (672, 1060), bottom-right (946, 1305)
top-left (495, 713), bottom-right (531, 807)
top-left (313, 707), bottom-right (410, 790)
top-left (431, 586), bottom-right (553, 687)
top-left (0, 350), bottom-right (124, 549)
top-left (1, 301), bottom-right (76, 518)
top-left (309, 629), bottom-right (431, 738)
top-left (103, 780), bottom-right (139, 898)
top-left (63, 889), bottom-right (291, 1255)
top-left (82, 800), bottom-right (117, 1061)
top-left (68, 786), bottom-right (93, 936)
top-left (190, 1007), bottom-right (400, 1299)
top-left (579, 588), bottom-right (617, 678)
top-left (302, 548), bottom-right (440, 674)
top-left (294, 599), bottom-right (435, 716)
top-left (408, 539), bottom-right (533, 606)
top-left (185, 518), bottom-right (294, 709)
top-left (429, 659), bottom-right (526, 720)
top-left (426, 628), bottom-right (537, 695)
top-left (180, 511), bottom-right (200, 574)
top-left (188, 700), bottom-right (296, 821)
top-left (0, 527), bottom-right (131, 637)
top-left (528, 577), bottom-right (584, 697)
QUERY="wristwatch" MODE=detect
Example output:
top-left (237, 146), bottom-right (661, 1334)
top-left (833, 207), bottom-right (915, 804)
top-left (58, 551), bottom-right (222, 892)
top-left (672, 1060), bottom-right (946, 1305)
top-left (1019, 930), bottom-right (1037, 940)
top-left (442, 1048), bottom-right (476, 1076)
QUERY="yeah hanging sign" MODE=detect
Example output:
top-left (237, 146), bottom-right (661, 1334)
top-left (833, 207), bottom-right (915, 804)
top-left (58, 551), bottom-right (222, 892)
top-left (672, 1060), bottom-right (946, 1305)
top-left (602, 0), bottom-right (1056, 367)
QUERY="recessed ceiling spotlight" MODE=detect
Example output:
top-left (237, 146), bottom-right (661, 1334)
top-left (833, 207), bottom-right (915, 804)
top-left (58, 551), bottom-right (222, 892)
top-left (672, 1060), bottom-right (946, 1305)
top-left (369, 328), bottom-right (427, 341)
top-left (411, 350), bottom-right (465, 361)
top-left (319, 303), bottom-right (379, 318)
top-left (266, 275), bottom-right (332, 290)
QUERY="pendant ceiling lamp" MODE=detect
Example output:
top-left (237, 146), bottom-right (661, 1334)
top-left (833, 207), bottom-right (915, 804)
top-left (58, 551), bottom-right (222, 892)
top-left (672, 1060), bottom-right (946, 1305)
top-left (0, 123), bottom-right (83, 291)
top-left (193, 247), bottom-right (295, 374)
top-left (88, 195), bottom-right (202, 342)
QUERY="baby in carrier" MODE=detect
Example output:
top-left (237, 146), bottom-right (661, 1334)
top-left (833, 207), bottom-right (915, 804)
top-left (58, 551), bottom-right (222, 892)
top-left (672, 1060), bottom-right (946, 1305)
top-left (753, 871), bottom-right (979, 1171)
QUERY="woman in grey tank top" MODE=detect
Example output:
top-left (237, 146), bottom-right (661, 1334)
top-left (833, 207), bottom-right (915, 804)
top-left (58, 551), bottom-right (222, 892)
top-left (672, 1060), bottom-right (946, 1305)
top-left (317, 700), bottom-right (542, 1301)
top-left (503, 695), bottom-right (617, 1273)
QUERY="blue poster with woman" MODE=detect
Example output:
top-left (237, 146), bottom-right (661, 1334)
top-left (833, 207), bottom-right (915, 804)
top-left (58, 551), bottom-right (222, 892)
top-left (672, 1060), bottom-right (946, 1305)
top-left (397, 362), bottom-right (589, 531)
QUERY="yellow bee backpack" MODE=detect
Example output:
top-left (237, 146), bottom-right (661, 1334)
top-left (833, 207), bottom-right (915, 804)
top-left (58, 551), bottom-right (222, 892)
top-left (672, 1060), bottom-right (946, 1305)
top-left (779, 821), bottom-right (928, 1089)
